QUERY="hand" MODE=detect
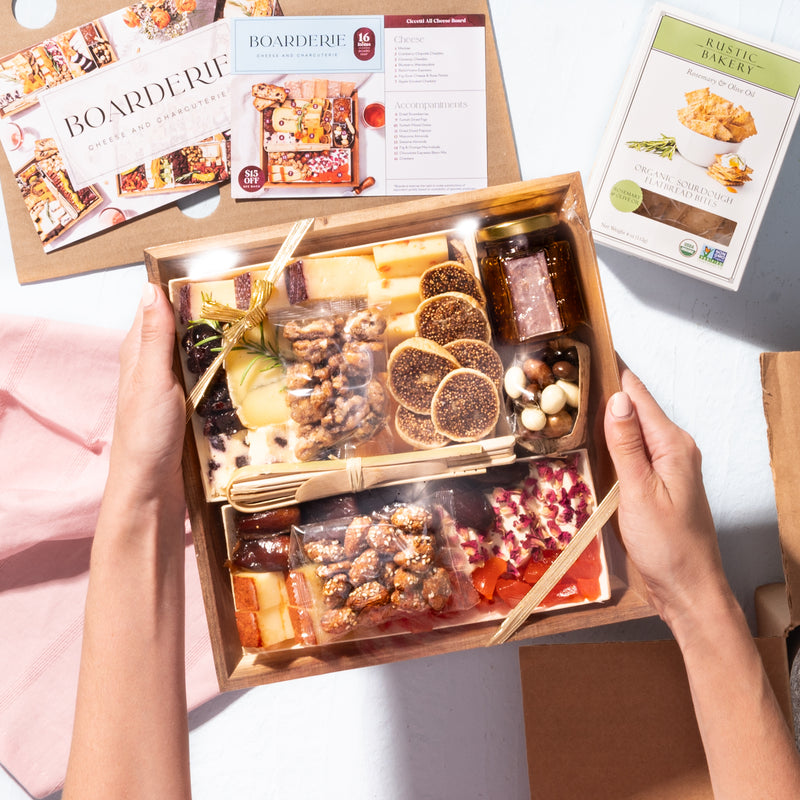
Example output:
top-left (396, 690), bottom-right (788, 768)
top-left (108, 282), bottom-right (186, 502)
top-left (603, 363), bottom-right (728, 626)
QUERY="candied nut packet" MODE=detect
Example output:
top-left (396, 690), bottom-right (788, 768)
top-left (288, 500), bottom-right (479, 644)
top-left (273, 299), bottom-right (390, 462)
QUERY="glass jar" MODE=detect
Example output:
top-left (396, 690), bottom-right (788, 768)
top-left (478, 213), bottom-right (583, 344)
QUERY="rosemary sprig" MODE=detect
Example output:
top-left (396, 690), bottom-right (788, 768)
top-left (626, 134), bottom-right (677, 159)
top-left (233, 323), bottom-right (282, 386)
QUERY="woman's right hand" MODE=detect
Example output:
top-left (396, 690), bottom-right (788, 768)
top-left (603, 364), bottom-right (729, 626)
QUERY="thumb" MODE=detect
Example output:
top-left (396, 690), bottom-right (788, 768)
top-left (604, 390), bottom-right (655, 492)
top-left (137, 282), bottom-right (176, 377)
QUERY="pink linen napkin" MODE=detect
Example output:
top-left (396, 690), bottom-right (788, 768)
top-left (0, 314), bottom-right (219, 799)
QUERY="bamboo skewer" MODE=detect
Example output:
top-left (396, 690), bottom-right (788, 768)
top-left (488, 481), bottom-right (620, 646)
top-left (184, 217), bottom-right (315, 423)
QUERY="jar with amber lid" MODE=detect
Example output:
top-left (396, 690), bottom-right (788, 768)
top-left (477, 213), bottom-right (583, 344)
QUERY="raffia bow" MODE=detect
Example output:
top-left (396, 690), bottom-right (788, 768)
top-left (184, 217), bottom-right (314, 423)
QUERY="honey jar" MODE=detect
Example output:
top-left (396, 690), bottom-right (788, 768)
top-left (477, 213), bottom-right (583, 344)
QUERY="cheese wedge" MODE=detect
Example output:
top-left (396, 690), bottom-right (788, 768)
top-left (283, 255), bottom-right (377, 303)
top-left (224, 323), bottom-right (289, 430)
top-left (372, 235), bottom-right (450, 278)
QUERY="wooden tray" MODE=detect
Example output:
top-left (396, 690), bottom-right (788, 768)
top-left (145, 174), bottom-right (658, 691)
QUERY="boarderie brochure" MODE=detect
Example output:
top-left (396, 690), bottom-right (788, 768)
top-left (230, 14), bottom-right (488, 199)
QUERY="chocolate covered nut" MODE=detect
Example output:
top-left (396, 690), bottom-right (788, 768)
top-left (540, 383), bottom-right (567, 415)
top-left (544, 410), bottom-right (574, 438)
top-left (521, 358), bottom-right (554, 388)
top-left (552, 360), bottom-right (578, 381)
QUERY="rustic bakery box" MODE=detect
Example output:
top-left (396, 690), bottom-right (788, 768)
top-left (145, 174), bottom-right (658, 691)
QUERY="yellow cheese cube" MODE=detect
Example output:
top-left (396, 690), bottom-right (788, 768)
top-left (384, 311), bottom-right (418, 353)
top-left (367, 277), bottom-right (421, 315)
top-left (255, 604), bottom-right (295, 648)
top-left (372, 235), bottom-right (450, 278)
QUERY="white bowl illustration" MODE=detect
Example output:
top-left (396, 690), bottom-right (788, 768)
top-left (675, 125), bottom-right (742, 167)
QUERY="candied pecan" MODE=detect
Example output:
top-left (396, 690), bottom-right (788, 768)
top-left (391, 505), bottom-right (433, 534)
top-left (346, 580), bottom-right (390, 611)
top-left (294, 423), bottom-right (340, 461)
top-left (315, 560), bottom-right (352, 580)
top-left (286, 361), bottom-right (314, 391)
top-left (283, 317), bottom-right (339, 341)
top-left (292, 337), bottom-right (339, 364)
top-left (422, 567), bottom-right (453, 611)
top-left (366, 379), bottom-right (386, 412)
top-left (343, 515), bottom-right (372, 557)
top-left (366, 522), bottom-right (398, 555)
top-left (391, 587), bottom-right (427, 612)
top-left (289, 382), bottom-right (333, 425)
top-left (339, 341), bottom-right (372, 374)
top-left (330, 393), bottom-right (368, 430)
top-left (320, 607), bottom-right (358, 634)
top-left (345, 309), bottom-right (387, 342)
top-left (322, 573), bottom-right (352, 608)
top-left (304, 538), bottom-right (346, 563)
top-left (349, 548), bottom-right (382, 585)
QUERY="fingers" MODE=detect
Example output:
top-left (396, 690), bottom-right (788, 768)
top-left (604, 389), bottom-right (655, 491)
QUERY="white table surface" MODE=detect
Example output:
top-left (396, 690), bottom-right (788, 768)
top-left (2, 1), bottom-right (799, 798)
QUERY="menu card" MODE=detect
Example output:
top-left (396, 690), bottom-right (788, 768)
top-left (230, 14), bottom-right (487, 198)
top-left (0, 0), bottom-right (229, 253)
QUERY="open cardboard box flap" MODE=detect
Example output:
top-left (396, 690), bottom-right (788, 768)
top-left (519, 638), bottom-right (791, 799)
top-left (518, 349), bottom-right (800, 798)
top-left (0, 0), bottom-right (518, 284)
top-left (761, 351), bottom-right (800, 632)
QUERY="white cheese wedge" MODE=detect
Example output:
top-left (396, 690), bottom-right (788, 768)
top-left (367, 276), bottom-right (421, 315)
top-left (246, 423), bottom-right (296, 465)
top-left (224, 324), bottom-right (289, 430)
top-left (372, 235), bottom-right (450, 278)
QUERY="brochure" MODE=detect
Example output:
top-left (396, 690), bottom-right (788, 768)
top-left (0, 0), bottom-right (231, 253)
top-left (230, 14), bottom-right (487, 199)
top-left (588, 4), bottom-right (800, 290)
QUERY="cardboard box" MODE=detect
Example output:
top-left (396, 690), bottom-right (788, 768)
top-left (516, 350), bottom-right (800, 798)
top-left (146, 173), bottom-right (659, 691)
top-left (587, 4), bottom-right (800, 290)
